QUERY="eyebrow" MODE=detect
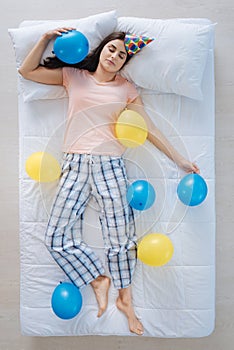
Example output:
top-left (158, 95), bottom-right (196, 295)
top-left (109, 44), bottom-right (127, 56)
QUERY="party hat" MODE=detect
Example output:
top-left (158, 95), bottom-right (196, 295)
top-left (124, 34), bottom-right (154, 56)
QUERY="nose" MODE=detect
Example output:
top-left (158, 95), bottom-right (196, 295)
top-left (110, 51), bottom-right (118, 59)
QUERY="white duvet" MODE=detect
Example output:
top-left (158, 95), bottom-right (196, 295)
top-left (10, 13), bottom-right (215, 337)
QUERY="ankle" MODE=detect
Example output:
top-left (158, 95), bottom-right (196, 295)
top-left (118, 290), bottom-right (132, 308)
top-left (118, 286), bottom-right (131, 299)
top-left (91, 275), bottom-right (104, 286)
top-left (91, 276), bottom-right (110, 290)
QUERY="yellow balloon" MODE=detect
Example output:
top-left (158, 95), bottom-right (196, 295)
top-left (115, 109), bottom-right (148, 148)
top-left (138, 233), bottom-right (174, 266)
top-left (25, 152), bottom-right (61, 182)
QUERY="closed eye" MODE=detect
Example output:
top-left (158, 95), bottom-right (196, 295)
top-left (108, 44), bottom-right (126, 60)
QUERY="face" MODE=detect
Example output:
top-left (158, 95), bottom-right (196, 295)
top-left (99, 39), bottom-right (128, 73)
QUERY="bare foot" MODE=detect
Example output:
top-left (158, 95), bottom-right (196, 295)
top-left (91, 275), bottom-right (111, 317)
top-left (116, 287), bottom-right (144, 335)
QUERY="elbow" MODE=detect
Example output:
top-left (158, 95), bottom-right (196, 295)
top-left (18, 67), bottom-right (32, 80)
top-left (18, 67), bottom-right (27, 79)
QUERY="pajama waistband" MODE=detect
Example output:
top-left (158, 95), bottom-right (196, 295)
top-left (63, 152), bottom-right (123, 163)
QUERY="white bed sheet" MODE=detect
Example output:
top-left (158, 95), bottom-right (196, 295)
top-left (18, 25), bottom-right (215, 337)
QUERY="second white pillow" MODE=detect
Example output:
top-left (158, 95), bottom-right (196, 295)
top-left (118, 17), bottom-right (214, 100)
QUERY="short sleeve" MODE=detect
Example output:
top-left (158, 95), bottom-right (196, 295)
top-left (62, 67), bottom-right (76, 89)
top-left (126, 80), bottom-right (139, 103)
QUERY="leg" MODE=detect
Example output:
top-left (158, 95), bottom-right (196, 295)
top-left (116, 286), bottom-right (144, 335)
top-left (45, 153), bottom-right (105, 289)
top-left (94, 157), bottom-right (137, 288)
top-left (70, 213), bottom-right (111, 317)
top-left (93, 156), bottom-right (143, 332)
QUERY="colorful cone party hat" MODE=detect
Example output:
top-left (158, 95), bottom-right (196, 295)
top-left (124, 34), bottom-right (154, 56)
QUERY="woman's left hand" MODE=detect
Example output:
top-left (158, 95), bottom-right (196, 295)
top-left (177, 158), bottom-right (200, 174)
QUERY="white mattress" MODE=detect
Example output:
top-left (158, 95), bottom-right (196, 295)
top-left (17, 19), bottom-right (215, 337)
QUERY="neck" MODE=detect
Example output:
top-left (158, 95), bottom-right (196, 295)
top-left (92, 64), bottom-right (116, 83)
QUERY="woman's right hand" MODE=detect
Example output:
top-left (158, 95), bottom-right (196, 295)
top-left (42, 27), bottom-right (76, 41)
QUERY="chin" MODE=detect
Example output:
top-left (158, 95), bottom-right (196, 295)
top-left (104, 66), bottom-right (119, 74)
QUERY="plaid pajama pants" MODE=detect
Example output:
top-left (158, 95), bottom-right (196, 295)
top-left (45, 153), bottom-right (137, 289)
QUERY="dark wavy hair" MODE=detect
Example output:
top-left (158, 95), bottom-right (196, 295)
top-left (42, 31), bottom-right (131, 71)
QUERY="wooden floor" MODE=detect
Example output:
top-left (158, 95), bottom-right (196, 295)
top-left (1, 0), bottom-right (233, 349)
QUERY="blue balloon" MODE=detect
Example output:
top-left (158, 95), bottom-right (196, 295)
top-left (51, 282), bottom-right (82, 319)
top-left (53, 30), bottom-right (89, 64)
top-left (177, 173), bottom-right (208, 206)
top-left (127, 180), bottom-right (156, 211)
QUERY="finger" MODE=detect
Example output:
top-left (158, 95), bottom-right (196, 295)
top-left (192, 163), bottom-right (200, 174)
top-left (54, 28), bottom-right (69, 35)
top-left (58, 27), bottom-right (76, 33)
top-left (53, 28), bottom-right (65, 36)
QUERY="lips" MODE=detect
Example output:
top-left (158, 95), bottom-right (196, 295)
top-left (106, 59), bottom-right (115, 66)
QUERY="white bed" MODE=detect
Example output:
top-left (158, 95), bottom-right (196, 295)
top-left (9, 11), bottom-right (216, 337)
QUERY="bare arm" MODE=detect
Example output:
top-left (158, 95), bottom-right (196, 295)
top-left (128, 96), bottom-right (200, 174)
top-left (18, 27), bottom-right (74, 85)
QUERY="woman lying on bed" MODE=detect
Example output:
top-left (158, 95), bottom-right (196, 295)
top-left (19, 27), bottom-right (200, 336)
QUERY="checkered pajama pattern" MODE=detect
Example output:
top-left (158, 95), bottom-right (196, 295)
top-left (45, 153), bottom-right (137, 289)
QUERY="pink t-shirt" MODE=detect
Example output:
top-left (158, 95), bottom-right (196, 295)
top-left (62, 68), bottom-right (139, 156)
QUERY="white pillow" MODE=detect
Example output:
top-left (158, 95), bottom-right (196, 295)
top-left (117, 17), bottom-right (215, 100)
top-left (8, 11), bottom-right (117, 102)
